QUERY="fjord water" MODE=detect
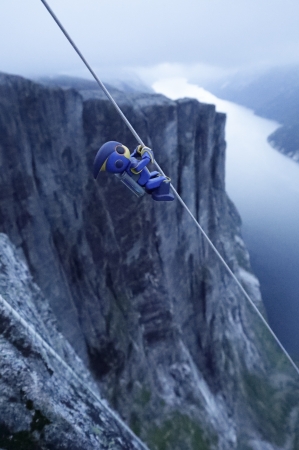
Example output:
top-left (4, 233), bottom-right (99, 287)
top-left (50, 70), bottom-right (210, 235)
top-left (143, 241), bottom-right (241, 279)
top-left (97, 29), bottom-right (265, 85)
top-left (154, 78), bottom-right (299, 359)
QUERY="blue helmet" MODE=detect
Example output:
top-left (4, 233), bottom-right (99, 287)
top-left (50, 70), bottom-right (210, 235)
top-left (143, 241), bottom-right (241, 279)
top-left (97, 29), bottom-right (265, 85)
top-left (93, 141), bottom-right (131, 179)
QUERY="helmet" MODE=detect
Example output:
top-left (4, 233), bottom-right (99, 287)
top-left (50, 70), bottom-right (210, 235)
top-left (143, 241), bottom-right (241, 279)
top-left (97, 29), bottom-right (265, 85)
top-left (93, 141), bottom-right (131, 179)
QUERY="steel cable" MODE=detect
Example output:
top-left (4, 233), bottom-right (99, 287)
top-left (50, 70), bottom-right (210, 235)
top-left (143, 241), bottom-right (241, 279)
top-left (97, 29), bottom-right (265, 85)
top-left (39, 0), bottom-right (299, 379)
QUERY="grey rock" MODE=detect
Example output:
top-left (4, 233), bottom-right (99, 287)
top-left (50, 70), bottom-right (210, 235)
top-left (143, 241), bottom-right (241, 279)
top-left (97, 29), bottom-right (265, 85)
top-left (0, 233), bottom-right (148, 450)
top-left (0, 72), bottom-right (298, 449)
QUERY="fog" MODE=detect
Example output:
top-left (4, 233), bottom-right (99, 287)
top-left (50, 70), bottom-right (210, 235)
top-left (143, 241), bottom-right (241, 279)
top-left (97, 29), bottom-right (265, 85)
top-left (1, 0), bottom-right (299, 79)
top-left (154, 78), bottom-right (299, 358)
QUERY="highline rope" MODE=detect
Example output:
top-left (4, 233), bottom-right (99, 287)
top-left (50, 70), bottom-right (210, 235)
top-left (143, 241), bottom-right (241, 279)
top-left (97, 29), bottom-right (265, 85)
top-left (40, 0), bottom-right (299, 378)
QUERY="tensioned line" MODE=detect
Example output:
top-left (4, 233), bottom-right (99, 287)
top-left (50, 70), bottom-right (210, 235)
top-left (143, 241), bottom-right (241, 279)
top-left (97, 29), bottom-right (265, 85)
top-left (40, 0), bottom-right (299, 379)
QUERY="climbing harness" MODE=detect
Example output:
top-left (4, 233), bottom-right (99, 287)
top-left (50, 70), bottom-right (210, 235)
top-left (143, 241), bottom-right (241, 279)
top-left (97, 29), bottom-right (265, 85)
top-left (40, 0), bottom-right (299, 378)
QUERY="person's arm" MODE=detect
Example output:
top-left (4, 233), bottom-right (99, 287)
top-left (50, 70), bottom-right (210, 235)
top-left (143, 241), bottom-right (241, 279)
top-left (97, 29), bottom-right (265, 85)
top-left (130, 146), bottom-right (154, 173)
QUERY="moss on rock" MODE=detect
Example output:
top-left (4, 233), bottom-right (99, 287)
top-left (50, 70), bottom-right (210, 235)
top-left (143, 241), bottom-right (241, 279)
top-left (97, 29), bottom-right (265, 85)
top-left (146, 412), bottom-right (215, 450)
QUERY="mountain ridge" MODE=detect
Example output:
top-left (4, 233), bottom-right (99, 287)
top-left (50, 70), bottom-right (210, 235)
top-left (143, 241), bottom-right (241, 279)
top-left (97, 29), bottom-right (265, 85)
top-left (206, 65), bottom-right (299, 163)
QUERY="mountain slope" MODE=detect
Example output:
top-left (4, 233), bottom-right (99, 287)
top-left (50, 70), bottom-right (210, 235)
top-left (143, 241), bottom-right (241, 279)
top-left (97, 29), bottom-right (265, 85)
top-left (208, 65), bottom-right (299, 163)
top-left (0, 233), bottom-right (148, 450)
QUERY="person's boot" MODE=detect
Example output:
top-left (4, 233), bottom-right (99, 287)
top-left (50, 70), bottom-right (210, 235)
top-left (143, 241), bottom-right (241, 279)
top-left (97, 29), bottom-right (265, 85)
top-left (151, 181), bottom-right (174, 201)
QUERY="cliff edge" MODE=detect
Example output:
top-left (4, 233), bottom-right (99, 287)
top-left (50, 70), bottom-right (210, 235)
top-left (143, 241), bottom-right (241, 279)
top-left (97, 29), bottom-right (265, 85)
top-left (0, 73), bottom-right (298, 450)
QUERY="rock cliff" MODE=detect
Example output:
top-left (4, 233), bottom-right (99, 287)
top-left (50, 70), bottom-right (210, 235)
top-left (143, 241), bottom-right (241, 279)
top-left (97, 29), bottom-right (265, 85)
top-left (0, 73), bottom-right (298, 450)
top-left (0, 233), bottom-right (148, 450)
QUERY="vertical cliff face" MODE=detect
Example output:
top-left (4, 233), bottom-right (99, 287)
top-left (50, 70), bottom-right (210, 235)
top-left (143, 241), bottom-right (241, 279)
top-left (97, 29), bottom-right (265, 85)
top-left (0, 73), bottom-right (298, 450)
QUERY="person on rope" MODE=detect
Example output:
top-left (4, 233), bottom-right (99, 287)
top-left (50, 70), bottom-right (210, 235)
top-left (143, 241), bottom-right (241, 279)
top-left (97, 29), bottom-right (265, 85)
top-left (93, 141), bottom-right (174, 201)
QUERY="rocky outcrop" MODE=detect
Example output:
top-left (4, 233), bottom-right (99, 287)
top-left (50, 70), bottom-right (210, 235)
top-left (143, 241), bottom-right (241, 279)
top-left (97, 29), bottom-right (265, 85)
top-left (0, 233), bottom-right (148, 450)
top-left (267, 124), bottom-right (299, 163)
top-left (0, 72), bottom-right (298, 449)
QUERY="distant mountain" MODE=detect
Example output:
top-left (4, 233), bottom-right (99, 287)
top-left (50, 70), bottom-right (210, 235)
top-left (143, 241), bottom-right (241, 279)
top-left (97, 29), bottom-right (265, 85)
top-left (268, 124), bottom-right (299, 163)
top-left (207, 65), bottom-right (299, 163)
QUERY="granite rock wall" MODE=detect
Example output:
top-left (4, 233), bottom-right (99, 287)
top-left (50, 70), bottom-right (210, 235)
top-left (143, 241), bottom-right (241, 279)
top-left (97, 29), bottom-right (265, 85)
top-left (0, 73), bottom-right (298, 449)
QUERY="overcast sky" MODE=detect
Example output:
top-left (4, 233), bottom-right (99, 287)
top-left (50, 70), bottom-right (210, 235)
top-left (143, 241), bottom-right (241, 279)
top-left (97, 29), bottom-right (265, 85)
top-left (1, 0), bottom-right (299, 83)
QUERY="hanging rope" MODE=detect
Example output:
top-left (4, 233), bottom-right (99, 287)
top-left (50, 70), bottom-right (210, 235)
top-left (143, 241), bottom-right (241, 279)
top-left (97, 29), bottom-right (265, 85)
top-left (40, 0), bottom-right (299, 378)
